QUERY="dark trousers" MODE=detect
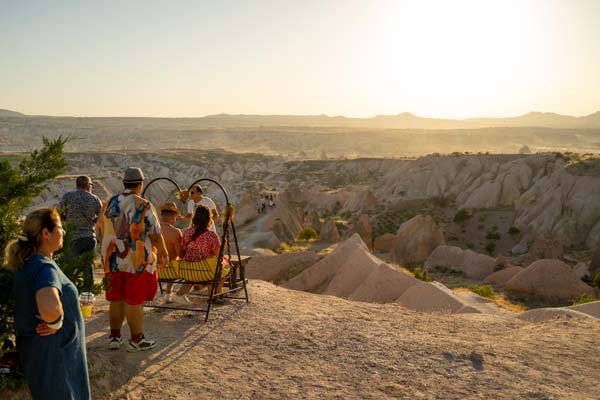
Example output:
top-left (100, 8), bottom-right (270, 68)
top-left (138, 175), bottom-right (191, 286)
top-left (70, 237), bottom-right (97, 292)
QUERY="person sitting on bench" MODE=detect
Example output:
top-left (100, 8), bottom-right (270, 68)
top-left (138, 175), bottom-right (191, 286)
top-left (179, 205), bottom-right (228, 301)
top-left (158, 202), bottom-right (186, 303)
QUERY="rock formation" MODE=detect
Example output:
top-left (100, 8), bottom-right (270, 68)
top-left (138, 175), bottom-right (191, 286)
top-left (521, 230), bottom-right (564, 266)
top-left (505, 259), bottom-right (595, 302)
top-left (590, 246), bottom-right (600, 281)
top-left (390, 215), bottom-right (445, 267)
top-left (283, 234), bottom-right (476, 313)
top-left (306, 210), bottom-right (321, 232)
top-left (574, 262), bottom-right (590, 280)
top-left (373, 233), bottom-right (396, 253)
top-left (246, 251), bottom-right (320, 283)
top-left (395, 282), bottom-right (478, 314)
top-left (344, 214), bottom-right (373, 250)
top-left (342, 190), bottom-right (378, 213)
top-left (318, 218), bottom-right (340, 243)
top-left (424, 245), bottom-right (497, 280)
top-left (483, 266), bottom-right (525, 286)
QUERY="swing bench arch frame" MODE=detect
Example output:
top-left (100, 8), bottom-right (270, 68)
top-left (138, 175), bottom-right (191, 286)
top-left (141, 177), bottom-right (249, 322)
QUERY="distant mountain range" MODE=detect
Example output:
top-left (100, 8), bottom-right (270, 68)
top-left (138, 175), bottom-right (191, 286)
top-left (2, 109), bottom-right (600, 130)
top-left (0, 109), bottom-right (25, 117)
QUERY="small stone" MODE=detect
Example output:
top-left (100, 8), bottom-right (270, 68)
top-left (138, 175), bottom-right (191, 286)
top-left (469, 351), bottom-right (484, 362)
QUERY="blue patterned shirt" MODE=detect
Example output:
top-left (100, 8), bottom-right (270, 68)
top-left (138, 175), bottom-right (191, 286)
top-left (58, 189), bottom-right (103, 240)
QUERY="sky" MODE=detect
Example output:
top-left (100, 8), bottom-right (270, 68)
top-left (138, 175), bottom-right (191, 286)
top-left (1, 0), bottom-right (599, 119)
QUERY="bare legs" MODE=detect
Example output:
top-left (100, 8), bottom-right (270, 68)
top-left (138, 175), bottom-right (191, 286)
top-left (109, 301), bottom-right (144, 337)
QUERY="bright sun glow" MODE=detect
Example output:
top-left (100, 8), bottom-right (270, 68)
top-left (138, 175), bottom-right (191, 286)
top-left (361, 0), bottom-right (540, 117)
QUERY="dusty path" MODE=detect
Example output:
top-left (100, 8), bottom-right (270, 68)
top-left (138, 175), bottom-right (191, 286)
top-left (6, 281), bottom-right (600, 399)
top-left (235, 206), bottom-right (277, 250)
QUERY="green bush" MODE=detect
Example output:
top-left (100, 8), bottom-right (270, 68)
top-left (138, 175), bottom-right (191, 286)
top-left (453, 209), bottom-right (471, 224)
top-left (572, 293), bottom-right (597, 305)
top-left (594, 269), bottom-right (600, 288)
top-left (296, 227), bottom-right (318, 241)
top-left (411, 267), bottom-right (433, 282)
top-left (468, 285), bottom-right (495, 299)
top-left (508, 226), bottom-right (521, 236)
top-left (485, 242), bottom-right (496, 255)
top-left (485, 232), bottom-right (501, 240)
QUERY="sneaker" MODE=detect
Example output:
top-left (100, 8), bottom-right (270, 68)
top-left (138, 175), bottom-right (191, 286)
top-left (108, 336), bottom-right (123, 350)
top-left (127, 335), bottom-right (156, 352)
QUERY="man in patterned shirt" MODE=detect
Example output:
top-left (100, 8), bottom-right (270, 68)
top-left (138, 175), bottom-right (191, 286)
top-left (58, 175), bottom-right (103, 292)
top-left (99, 167), bottom-right (169, 351)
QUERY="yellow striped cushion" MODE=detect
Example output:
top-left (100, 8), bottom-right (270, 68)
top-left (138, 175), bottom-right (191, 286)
top-left (174, 258), bottom-right (231, 283)
top-left (157, 261), bottom-right (179, 280)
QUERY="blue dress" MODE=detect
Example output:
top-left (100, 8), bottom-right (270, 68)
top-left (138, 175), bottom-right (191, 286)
top-left (14, 254), bottom-right (90, 400)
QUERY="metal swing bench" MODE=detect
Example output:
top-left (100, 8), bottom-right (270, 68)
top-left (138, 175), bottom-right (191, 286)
top-left (142, 177), bottom-right (249, 322)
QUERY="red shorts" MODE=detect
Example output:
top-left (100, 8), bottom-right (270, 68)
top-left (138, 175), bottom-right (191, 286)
top-left (105, 270), bottom-right (158, 306)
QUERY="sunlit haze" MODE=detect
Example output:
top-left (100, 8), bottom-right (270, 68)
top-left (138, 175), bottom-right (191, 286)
top-left (1, 0), bottom-right (599, 118)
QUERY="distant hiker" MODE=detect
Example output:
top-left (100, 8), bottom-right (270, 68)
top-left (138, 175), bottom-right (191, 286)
top-left (58, 175), bottom-right (102, 292)
top-left (181, 184), bottom-right (219, 233)
top-left (99, 167), bottom-right (169, 351)
top-left (4, 207), bottom-right (91, 399)
top-left (158, 202), bottom-right (183, 303)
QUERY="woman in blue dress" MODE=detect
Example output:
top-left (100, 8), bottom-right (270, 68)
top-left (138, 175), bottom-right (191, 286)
top-left (3, 207), bottom-right (90, 400)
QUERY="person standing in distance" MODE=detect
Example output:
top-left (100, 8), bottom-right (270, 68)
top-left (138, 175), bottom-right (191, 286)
top-left (99, 167), bottom-right (169, 351)
top-left (58, 175), bottom-right (102, 292)
top-left (180, 184), bottom-right (219, 233)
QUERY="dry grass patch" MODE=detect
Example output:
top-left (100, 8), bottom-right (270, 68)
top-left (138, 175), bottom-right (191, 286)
top-left (453, 287), bottom-right (527, 313)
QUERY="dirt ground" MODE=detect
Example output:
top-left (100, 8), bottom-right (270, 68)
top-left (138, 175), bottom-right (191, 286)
top-left (10, 280), bottom-right (599, 399)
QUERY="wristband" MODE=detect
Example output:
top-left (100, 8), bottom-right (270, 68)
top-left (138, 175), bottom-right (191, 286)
top-left (46, 315), bottom-right (64, 330)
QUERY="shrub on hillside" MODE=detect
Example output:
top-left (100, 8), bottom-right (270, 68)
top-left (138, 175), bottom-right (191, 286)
top-left (278, 242), bottom-right (308, 253)
top-left (296, 227), bottom-right (318, 241)
top-left (594, 269), bottom-right (600, 288)
top-left (411, 267), bottom-right (433, 282)
top-left (485, 242), bottom-right (496, 255)
top-left (572, 293), bottom-right (597, 305)
top-left (485, 231), bottom-right (501, 240)
top-left (508, 226), bottom-right (521, 236)
top-left (468, 285), bottom-right (495, 299)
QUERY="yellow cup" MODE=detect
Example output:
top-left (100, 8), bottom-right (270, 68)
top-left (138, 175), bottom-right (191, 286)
top-left (81, 304), bottom-right (93, 317)
top-left (79, 292), bottom-right (95, 318)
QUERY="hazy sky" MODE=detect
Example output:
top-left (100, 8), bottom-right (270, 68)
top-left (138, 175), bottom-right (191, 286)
top-left (1, 0), bottom-right (599, 118)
